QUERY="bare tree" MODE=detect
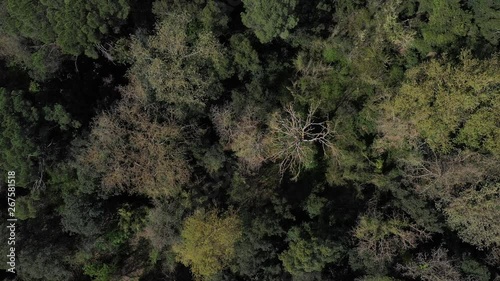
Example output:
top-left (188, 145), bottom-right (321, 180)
top-left (263, 103), bottom-right (337, 180)
top-left (212, 102), bottom-right (338, 180)
top-left (399, 150), bottom-right (500, 201)
top-left (354, 211), bottom-right (431, 266)
top-left (397, 248), bottom-right (462, 281)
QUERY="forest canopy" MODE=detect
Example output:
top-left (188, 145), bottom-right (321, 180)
top-left (0, 0), bottom-right (499, 280)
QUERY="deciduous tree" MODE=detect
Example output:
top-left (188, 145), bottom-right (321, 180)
top-left (354, 212), bottom-right (430, 267)
top-left (263, 103), bottom-right (336, 180)
top-left (445, 183), bottom-right (500, 249)
top-left (173, 210), bottom-right (242, 280)
top-left (127, 11), bottom-right (231, 118)
top-left (380, 51), bottom-right (500, 155)
top-left (397, 248), bottom-right (462, 281)
top-left (79, 77), bottom-right (191, 198)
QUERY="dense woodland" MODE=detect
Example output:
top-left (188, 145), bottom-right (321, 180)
top-left (0, 0), bottom-right (499, 280)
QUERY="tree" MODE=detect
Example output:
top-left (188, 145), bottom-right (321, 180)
top-left (469, 0), bottom-right (500, 46)
top-left (414, 0), bottom-right (474, 54)
top-left (263, 103), bottom-right (336, 180)
top-left (3, 0), bottom-right (56, 44)
top-left (230, 34), bottom-right (262, 80)
top-left (43, 104), bottom-right (81, 130)
top-left (460, 257), bottom-right (491, 281)
top-left (229, 214), bottom-right (286, 280)
top-left (381, 51), bottom-right (500, 155)
top-left (173, 210), bottom-right (242, 280)
top-left (397, 151), bottom-right (499, 201)
top-left (16, 195), bottom-right (38, 220)
top-left (445, 183), bottom-right (500, 249)
top-left (2, 0), bottom-right (123, 76)
top-left (141, 198), bottom-right (187, 252)
top-left (15, 197), bottom-right (77, 281)
top-left (4, 0), bottom-right (129, 57)
top-left (211, 103), bottom-right (266, 171)
top-left (127, 11), bottom-right (231, 118)
top-left (354, 212), bottom-right (430, 269)
top-left (279, 231), bottom-right (344, 276)
top-left (357, 276), bottom-right (399, 281)
top-left (0, 88), bottom-right (40, 186)
top-left (0, 31), bottom-right (62, 80)
top-left (60, 192), bottom-right (107, 237)
top-left (151, 0), bottom-right (230, 35)
top-left (241, 0), bottom-right (299, 43)
top-left (79, 77), bottom-right (191, 198)
top-left (397, 248), bottom-right (462, 281)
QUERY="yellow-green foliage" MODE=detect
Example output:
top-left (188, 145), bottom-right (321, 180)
top-left (128, 12), bottom-right (231, 117)
top-left (445, 183), bottom-right (500, 249)
top-left (173, 210), bottom-right (242, 280)
top-left (391, 51), bottom-right (500, 154)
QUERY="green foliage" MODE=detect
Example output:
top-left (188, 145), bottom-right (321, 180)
top-left (4, 0), bottom-right (56, 44)
top-left (196, 145), bottom-right (226, 176)
top-left (60, 193), bottom-right (106, 237)
top-left (325, 112), bottom-right (375, 186)
top-left (460, 257), bottom-right (490, 281)
top-left (0, 88), bottom-right (39, 186)
top-left (117, 204), bottom-right (147, 240)
top-left (4, 1), bottom-right (500, 280)
top-left (293, 46), bottom-right (351, 113)
top-left (84, 263), bottom-right (114, 281)
top-left (199, 0), bottom-right (230, 34)
top-left (143, 198), bottom-right (187, 254)
top-left (353, 212), bottom-right (430, 273)
top-left (230, 34), bottom-right (262, 79)
top-left (414, 0), bottom-right (474, 53)
top-left (469, 0), bottom-right (500, 45)
top-left (358, 276), bottom-right (398, 281)
top-left (43, 104), bottom-right (81, 130)
top-left (230, 213), bottom-right (286, 280)
top-left (4, 0), bottom-right (129, 57)
top-left (389, 187), bottom-right (444, 233)
top-left (18, 249), bottom-right (75, 281)
top-left (241, 0), bottom-right (299, 43)
top-left (303, 194), bottom-right (327, 218)
top-left (17, 209), bottom-right (77, 281)
top-left (16, 195), bottom-right (38, 220)
top-left (279, 229), bottom-right (344, 276)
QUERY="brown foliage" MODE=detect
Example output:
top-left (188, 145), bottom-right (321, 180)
top-left (80, 76), bottom-right (191, 198)
top-left (211, 104), bottom-right (266, 170)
